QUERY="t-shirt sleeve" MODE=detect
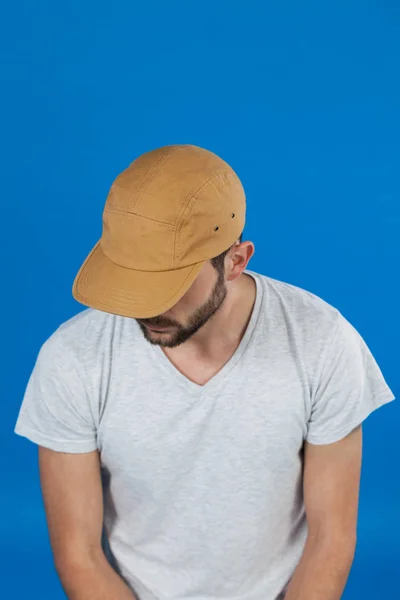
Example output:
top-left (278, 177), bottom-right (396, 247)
top-left (14, 334), bottom-right (98, 453)
top-left (306, 312), bottom-right (395, 445)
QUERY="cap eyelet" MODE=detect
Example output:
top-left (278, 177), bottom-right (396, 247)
top-left (232, 213), bottom-right (235, 218)
top-left (214, 226), bottom-right (219, 231)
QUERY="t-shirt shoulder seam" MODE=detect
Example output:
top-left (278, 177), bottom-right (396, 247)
top-left (311, 311), bottom-right (342, 399)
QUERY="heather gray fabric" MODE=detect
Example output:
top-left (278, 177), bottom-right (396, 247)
top-left (14, 269), bottom-right (395, 600)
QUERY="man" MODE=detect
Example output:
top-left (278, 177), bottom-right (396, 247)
top-left (15, 144), bottom-right (395, 600)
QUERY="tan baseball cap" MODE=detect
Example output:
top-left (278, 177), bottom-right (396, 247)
top-left (72, 144), bottom-right (246, 319)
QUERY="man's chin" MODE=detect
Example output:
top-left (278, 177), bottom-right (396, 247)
top-left (141, 326), bottom-right (177, 344)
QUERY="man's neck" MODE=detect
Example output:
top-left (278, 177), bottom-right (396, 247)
top-left (173, 273), bottom-right (257, 359)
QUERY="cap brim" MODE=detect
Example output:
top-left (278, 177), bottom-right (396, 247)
top-left (72, 240), bottom-right (206, 319)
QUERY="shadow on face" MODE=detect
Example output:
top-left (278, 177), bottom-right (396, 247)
top-left (136, 261), bottom-right (227, 348)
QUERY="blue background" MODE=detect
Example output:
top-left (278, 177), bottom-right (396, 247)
top-left (2, 1), bottom-right (398, 597)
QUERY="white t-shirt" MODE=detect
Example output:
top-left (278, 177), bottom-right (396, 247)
top-left (14, 269), bottom-right (395, 600)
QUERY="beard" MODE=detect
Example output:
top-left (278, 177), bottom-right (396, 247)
top-left (137, 268), bottom-right (228, 349)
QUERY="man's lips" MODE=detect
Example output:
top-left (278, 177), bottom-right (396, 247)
top-left (144, 324), bottom-right (171, 331)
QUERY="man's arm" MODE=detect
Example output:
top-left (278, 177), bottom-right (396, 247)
top-left (284, 425), bottom-right (362, 600)
top-left (39, 446), bottom-right (137, 600)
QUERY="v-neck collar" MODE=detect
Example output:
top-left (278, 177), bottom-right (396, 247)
top-left (147, 270), bottom-right (263, 396)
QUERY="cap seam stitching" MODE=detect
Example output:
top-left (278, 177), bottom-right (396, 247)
top-left (175, 171), bottom-right (231, 263)
top-left (128, 146), bottom-right (177, 212)
top-left (104, 205), bottom-right (176, 228)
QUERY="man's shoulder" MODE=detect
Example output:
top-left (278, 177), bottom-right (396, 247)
top-left (253, 270), bottom-right (338, 313)
top-left (251, 270), bottom-right (341, 337)
top-left (40, 307), bottom-right (117, 362)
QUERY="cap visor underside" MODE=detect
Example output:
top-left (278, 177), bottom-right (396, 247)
top-left (72, 240), bottom-right (206, 319)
